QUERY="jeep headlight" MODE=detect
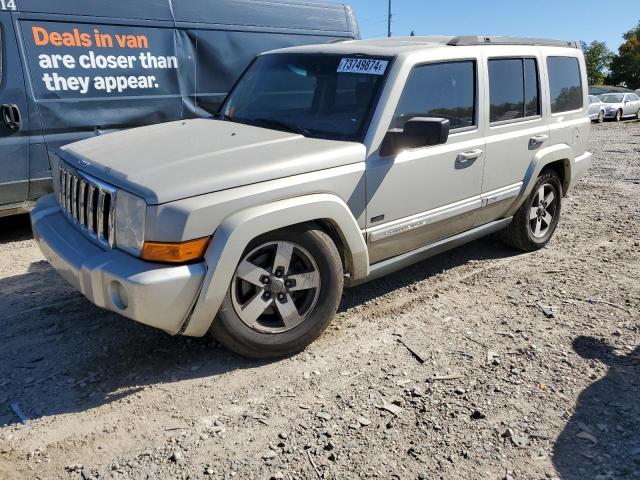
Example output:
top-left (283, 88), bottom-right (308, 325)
top-left (115, 190), bottom-right (146, 256)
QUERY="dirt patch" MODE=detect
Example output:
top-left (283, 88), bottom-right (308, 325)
top-left (1, 122), bottom-right (639, 480)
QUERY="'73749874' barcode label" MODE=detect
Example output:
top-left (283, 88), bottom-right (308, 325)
top-left (337, 58), bottom-right (388, 75)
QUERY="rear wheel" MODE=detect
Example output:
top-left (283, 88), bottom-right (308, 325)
top-left (210, 227), bottom-right (343, 359)
top-left (499, 170), bottom-right (562, 252)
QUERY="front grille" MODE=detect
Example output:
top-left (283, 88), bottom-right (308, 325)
top-left (58, 165), bottom-right (117, 248)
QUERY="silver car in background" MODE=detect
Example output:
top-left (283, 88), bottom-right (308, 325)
top-left (599, 92), bottom-right (640, 121)
top-left (588, 95), bottom-right (605, 123)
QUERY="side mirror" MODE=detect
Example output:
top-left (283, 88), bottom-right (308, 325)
top-left (380, 117), bottom-right (450, 157)
top-left (403, 117), bottom-right (450, 145)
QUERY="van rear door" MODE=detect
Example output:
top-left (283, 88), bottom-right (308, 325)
top-left (0, 11), bottom-right (31, 207)
top-left (14, 8), bottom-right (185, 168)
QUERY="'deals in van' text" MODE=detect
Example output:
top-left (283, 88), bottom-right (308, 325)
top-left (32, 26), bottom-right (150, 49)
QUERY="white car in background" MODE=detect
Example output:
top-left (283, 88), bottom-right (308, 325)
top-left (588, 95), bottom-right (605, 123)
top-left (599, 92), bottom-right (640, 121)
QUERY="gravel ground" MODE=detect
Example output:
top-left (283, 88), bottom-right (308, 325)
top-left (0, 121), bottom-right (639, 480)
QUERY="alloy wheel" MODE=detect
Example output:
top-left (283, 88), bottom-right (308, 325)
top-left (231, 241), bottom-right (321, 334)
top-left (529, 183), bottom-right (557, 238)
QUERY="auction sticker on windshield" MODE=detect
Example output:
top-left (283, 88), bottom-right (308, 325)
top-left (337, 58), bottom-right (388, 75)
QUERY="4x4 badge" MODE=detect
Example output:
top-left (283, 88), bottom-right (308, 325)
top-left (78, 159), bottom-right (90, 168)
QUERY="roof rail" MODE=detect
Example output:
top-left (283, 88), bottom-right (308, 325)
top-left (447, 36), bottom-right (581, 49)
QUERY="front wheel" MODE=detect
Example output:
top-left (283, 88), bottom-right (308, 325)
top-left (210, 227), bottom-right (343, 359)
top-left (615, 109), bottom-right (623, 122)
top-left (498, 170), bottom-right (562, 252)
top-left (598, 111), bottom-right (605, 123)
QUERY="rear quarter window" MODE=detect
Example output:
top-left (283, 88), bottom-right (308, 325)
top-left (547, 56), bottom-right (583, 113)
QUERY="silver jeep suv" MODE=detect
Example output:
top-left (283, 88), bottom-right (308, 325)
top-left (32, 36), bottom-right (593, 358)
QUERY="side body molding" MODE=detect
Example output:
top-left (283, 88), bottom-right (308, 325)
top-left (182, 194), bottom-right (369, 336)
top-left (505, 143), bottom-right (574, 217)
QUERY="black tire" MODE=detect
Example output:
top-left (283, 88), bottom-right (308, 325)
top-left (598, 111), bottom-right (605, 123)
top-left (210, 226), bottom-right (343, 359)
top-left (498, 170), bottom-right (562, 252)
top-left (615, 109), bottom-right (622, 122)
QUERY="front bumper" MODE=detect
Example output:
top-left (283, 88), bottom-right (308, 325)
top-left (31, 194), bottom-right (206, 335)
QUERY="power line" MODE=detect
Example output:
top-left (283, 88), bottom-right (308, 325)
top-left (387, 0), bottom-right (392, 37)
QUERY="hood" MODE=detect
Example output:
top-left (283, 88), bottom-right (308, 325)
top-left (59, 119), bottom-right (366, 204)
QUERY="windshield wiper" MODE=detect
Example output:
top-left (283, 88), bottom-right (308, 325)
top-left (213, 113), bottom-right (233, 121)
top-left (251, 118), bottom-right (311, 137)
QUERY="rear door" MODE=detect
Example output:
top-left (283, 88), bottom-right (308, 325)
top-left (0, 10), bottom-right (30, 206)
top-left (479, 51), bottom-right (548, 225)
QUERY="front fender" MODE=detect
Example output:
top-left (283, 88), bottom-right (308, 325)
top-left (505, 144), bottom-right (574, 217)
top-left (181, 194), bottom-right (369, 337)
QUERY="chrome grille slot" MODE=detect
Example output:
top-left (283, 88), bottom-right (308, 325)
top-left (58, 165), bottom-right (117, 248)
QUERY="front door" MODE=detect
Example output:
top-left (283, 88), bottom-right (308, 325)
top-left (0, 12), bottom-right (30, 206)
top-left (624, 94), bottom-right (640, 117)
top-left (366, 59), bottom-right (485, 264)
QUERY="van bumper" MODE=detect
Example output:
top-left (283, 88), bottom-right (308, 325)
top-left (570, 151), bottom-right (593, 189)
top-left (31, 194), bottom-right (206, 335)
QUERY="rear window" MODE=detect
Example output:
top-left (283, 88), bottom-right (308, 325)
top-left (547, 56), bottom-right (583, 113)
top-left (488, 58), bottom-right (540, 123)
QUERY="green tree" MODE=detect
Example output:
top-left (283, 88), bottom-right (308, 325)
top-left (580, 40), bottom-right (613, 85)
top-left (609, 22), bottom-right (640, 89)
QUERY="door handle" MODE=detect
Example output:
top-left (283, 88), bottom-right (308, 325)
top-left (1, 104), bottom-right (21, 131)
top-left (456, 149), bottom-right (483, 163)
top-left (529, 134), bottom-right (548, 148)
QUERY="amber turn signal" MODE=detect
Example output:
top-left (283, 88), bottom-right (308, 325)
top-left (141, 237), bottom-right (210, 263)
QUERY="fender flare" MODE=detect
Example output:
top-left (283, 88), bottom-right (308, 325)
top-left (505, 144), bottom-right (574, 217)
top-left (181, 193), bottom-right (369, 336)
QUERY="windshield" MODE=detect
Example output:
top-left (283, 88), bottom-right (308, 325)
top-left (219, 53), bottom-right (392, 142)
top-left (600, 94), bottom-right (624, 103)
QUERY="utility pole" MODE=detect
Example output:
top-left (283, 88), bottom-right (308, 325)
top-left (387, 0), bottom-right (392, 37)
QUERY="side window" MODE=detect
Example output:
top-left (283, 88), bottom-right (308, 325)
top-left (488, 58), bottom-right (540, 123)
top-left (524, 59), bottom-right (540, 117)
top-left (392, 60), bottom-right (476, 131)
top-left (547, 56), bottom-right (583, 113)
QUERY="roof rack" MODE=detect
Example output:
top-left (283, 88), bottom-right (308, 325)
top-left (447, 36), bottom-right (581, 49)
